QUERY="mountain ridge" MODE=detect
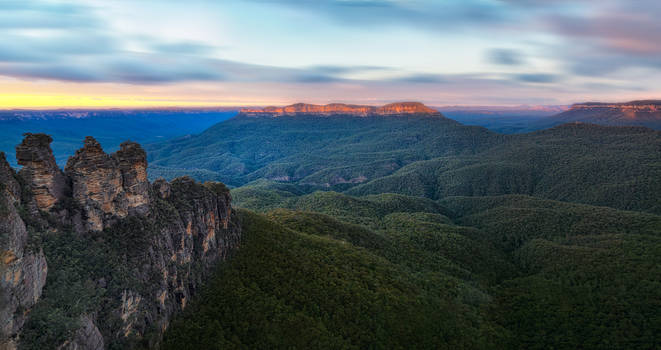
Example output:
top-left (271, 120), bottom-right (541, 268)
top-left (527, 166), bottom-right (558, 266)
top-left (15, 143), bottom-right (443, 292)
top-left (537, 99), bottom-right (661, 130)
top-left (239, 102), bottom-right (441, 117)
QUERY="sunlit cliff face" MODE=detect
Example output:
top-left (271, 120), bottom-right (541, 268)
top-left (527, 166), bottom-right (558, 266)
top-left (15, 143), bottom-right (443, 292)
top-left (570, 101), bottom-right (661, 112)
top-left (240, 102), bottom-right (440, 117)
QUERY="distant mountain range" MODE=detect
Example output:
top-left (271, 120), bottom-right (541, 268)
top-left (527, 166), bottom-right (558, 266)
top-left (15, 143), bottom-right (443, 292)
top-left (147, 102), bottom-right (661, 214)
top-left (0, 107), bottom-right (240, 121)
top-left (439, 100), bottom-right (661, 132)
top-left (536, 100), bottom-right (661, 130)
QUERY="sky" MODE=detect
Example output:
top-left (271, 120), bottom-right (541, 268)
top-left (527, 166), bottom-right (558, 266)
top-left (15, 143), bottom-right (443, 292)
top-left (1, 0), bottom-right (660, 108)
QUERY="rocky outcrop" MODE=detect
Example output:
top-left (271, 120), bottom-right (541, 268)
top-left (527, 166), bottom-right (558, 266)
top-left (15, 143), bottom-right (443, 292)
top-left (0, 153), bottom-right (48, 350)
top-left (570, 100), bottom-right (661, 112)
top-left (64, 137), bottom-right (150, 231)
top-left (375, 102), bottom-right (440, 115)
top-left (115, 141), bottom-right (150, 216)
top-left (240, 102), bottom-right (441, 117)
top-left (0, 134), bottom-right (241, 349)
top-left (57, 315), bottom-right (104, 350)
top-left (15, 133), bottom-right (69, 212)
top-left (108, 178), bottom-right (239, 346)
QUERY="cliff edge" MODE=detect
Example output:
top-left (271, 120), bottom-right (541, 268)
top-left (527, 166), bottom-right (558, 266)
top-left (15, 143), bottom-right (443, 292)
top-left (239, 102), bottom-right (441, 117)
top-left (0, 134), bottom-right (241, 349)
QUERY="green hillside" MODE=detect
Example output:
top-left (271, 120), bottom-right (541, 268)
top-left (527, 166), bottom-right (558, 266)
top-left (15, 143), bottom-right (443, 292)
top-left (348, 123), bottom-right (661, 214)
top-left (148, 116), bottom-right (661, 214)
top-left (162, 210), bottom-right (499, 350)
top-left (151, 113), bottom-right (661, 349)
top-left (146, 114), bottom-right (502, 187)
top-left (163, 187), bottom-right (661, 349)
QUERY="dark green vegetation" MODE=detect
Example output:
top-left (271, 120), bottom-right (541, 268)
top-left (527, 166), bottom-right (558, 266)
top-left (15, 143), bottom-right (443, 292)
top-left (0, 110), bottom-right (235, 167)
top-left (19, 203), bottom-right (168, 349)
top-left (163, 184), bottom-right (661, 349)
top-left (148, 115), bottom-right (661, 215)
top-left (348, 123), bottom-right (661, 214)
top-left (147, 114), bottom-right (501, 187)
top-left (153, 113), bottom-right (661, 349)
top-left (162, 210), bottom-right (500, 350)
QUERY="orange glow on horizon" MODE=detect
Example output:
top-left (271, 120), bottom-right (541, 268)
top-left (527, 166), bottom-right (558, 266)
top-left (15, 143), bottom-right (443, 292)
top-left (0, 94), bottom-right (253, 109)
top-left (0, 79), bottom-right (286, 109)
top-left (1, 78), bottom-right (659, 110)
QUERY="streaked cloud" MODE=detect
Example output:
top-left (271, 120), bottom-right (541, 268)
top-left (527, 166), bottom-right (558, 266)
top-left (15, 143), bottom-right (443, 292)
top-left (514, 73), bottom-right (558, 83)
top-left (0, 0), bottom-right (659, 106)
top-left (487, 49), bottom-right (525, 66)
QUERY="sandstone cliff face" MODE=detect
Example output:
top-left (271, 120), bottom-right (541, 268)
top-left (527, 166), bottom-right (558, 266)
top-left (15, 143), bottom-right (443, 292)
top-left (115, 141), bottom-right (150, 216)
top-left (0, 134), bottom-right (240, 349)
top-left (65, 137), bottom-right (151, 231)
top-left (0, 153), bottom-right (48, 350)
top-left (57, 315), bottom-right (104, 350)
top-left (240, 102), bottom-right (441, 117)
top-left (570, 100), bottom-right (661, 112)
top-left (15, 134), bottom-right (69, 212)
top-left (106, 178), bottom-right (239, 346)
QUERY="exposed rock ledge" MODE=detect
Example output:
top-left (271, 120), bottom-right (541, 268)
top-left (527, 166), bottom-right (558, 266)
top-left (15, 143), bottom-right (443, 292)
top-left (569, 100), bottom-right (661, 112)
top-left (240, 102), bottom-right (441, 117)
top-left (0, 133), bottom-right (241, 349)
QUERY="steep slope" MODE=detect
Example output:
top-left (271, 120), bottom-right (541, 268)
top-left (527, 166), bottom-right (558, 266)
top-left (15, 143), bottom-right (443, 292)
top-left (0, 134), bottom-right (240, 349)
top-left (165, 186), bottom-right (661, 349)
top-left (536, 100), bottom-right (661, 130)
top-left (162, 210), bottom-right (502, 349)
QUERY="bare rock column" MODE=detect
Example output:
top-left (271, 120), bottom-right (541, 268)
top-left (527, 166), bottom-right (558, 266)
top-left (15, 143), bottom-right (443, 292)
top-left (65, 137), bottom-right (127, 231)
top-left (65, 137), bottom-right (151, 231)
top-left (15, 133), bottom-right (68, 212)
top-left (115, 141), bottom-right (150, 216)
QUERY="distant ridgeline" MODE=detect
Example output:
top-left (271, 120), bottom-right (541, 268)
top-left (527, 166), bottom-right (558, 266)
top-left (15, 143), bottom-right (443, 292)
top-left (147, 102), bottom-right (661, 215)
top-left (534, 100), bottom-right (661, 130)
top-left (0, 109), bottom-right (237, 167)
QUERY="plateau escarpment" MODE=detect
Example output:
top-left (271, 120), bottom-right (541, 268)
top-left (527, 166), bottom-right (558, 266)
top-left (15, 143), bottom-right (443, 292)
top-left (0, 133), bottom-right (240, 349)
top-left (539, 100), bottom-right (661, 130)
top-left (239, 102), bottom-right (441, 117)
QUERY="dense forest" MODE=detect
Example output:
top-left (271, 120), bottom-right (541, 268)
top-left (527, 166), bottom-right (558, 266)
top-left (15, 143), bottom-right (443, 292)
top-left (163, 186), bottom-right (661, 349)
top-left (148, 115), bottom-right (661, 214)
top-left (147, 112), bottom-right (661, 349)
